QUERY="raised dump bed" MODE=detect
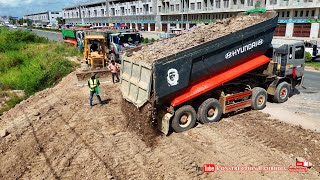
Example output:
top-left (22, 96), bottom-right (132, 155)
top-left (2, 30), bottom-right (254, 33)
top-left (121, 11), bottom-right (278, 108)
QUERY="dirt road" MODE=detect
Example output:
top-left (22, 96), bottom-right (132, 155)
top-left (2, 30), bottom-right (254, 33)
top-left (1, 72), bottom-right (320, 179)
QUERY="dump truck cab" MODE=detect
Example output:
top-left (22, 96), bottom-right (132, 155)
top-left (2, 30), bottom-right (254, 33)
top-left (109, 31), bottom-right (142, 61)
top-left (271, 39), bottom-right (305, 78)
top-left (83, 35), bottom-right (107, 68)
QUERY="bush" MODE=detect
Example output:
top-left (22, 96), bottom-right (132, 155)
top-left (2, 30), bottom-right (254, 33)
top-left (305, 52), bottom-right (312, 62)
top-left (151, 38), bottom-right (155, 43)
top-left (0, 28), bottom-right (77, 96)
top-left (143, 37), bottom-right (149, 43)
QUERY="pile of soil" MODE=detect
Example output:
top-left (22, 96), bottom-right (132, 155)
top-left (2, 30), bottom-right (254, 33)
top-left (121, 99), bottom-right (160, 147)
top-left (127, 15), bottom-right (268, 64)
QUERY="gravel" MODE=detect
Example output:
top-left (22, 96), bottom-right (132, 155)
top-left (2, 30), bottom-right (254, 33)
top-left (127, 14), bottom-right (268, 64)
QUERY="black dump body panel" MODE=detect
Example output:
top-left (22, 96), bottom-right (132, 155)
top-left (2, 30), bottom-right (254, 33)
top-left (153, 14), bottom-right (278, 105)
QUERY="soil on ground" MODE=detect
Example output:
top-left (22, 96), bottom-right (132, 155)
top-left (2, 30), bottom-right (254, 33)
top-left (1, 71), bottom-right (320, 179)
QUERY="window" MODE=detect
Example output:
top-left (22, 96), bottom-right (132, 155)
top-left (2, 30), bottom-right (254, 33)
top-left (300, 10), bottom-right (303, 17)
top-left (289, 47), bottom-right (292, 59)
top-left (224, 0), bottom-right (229, 8)
top-left (216, 0), bottom-right (221, 8)
top-left (270, 0), bottom-right (277, 5)
top-left (286, 11), bottom-right (290, 17)
top-left (191, 3), bottom-right (195, 10)
top-left (150, 7), bottom-right (152, 13)
top-left (282, 11), bottom-right (285, 17)
top-left (158, 6), bottom-right (161, 12)
top-left (94, 10), bottom-right (97, 17)
top-left (101, 9), bottom-right (104, 16)
top-left (137, 8), bottom-right (139, 13)
top-left (197, 2), bottom-right (201, 9)
top-left (76, 12), bottom-right (79, 17)
top-left (240, 0), bottom-right (244, 4)
top-left (311, 10), bottom-right (315, 17)
top-left (306, 10), bottom-right (309, 17)
top-left (170, 5), bottom-right (174, 12)
top-left (294, 11), bottom-right (298, 17)
top-left (176, 4), bottom-right (179, 11)
top-left (295, 46), bottom-right (304, 59)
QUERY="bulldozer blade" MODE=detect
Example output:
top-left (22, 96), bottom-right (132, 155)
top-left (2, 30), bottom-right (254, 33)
top-left (76, 68), bottom-right (110, 86)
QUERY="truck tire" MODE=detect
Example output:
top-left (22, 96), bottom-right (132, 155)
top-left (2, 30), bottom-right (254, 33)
top-left (197, 98), bottom-right (222, 124)
top-left (273, 82), bottom-right (290, 103)
top-left (171, 105), bottom-right (197, 133)
top-left (251, 87), bottom-right (267, 110)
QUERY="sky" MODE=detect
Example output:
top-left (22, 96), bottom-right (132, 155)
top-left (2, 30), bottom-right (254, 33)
top-left (0, 0), bottom-right (92, 17)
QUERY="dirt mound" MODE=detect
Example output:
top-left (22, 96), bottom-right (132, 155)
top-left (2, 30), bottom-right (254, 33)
top-left (121, 99), bottom-right (160, 147)
top-left (128, 15), bottom-right (267, 64)
top-left (1, 69), bottom-right (320, 179)
top-left (226, 111), bottom-right (320, 172)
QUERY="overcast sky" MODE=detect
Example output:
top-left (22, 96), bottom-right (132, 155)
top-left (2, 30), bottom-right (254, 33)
top-left (0, 0), bottom-right (92, 17)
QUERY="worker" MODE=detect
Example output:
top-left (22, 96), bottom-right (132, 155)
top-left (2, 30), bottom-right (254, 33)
top-left (90, 42), bottom-right (98, 52)
top-left (108, 60), bottom-right (120, 83)
top-left (88, 73), bottom-right (102, 107)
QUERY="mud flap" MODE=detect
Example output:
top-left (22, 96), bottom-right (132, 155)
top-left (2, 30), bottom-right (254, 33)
top-left (157, 112), bottom-right (173, 135)
top-left (298, 75), bottom-right (306, 89)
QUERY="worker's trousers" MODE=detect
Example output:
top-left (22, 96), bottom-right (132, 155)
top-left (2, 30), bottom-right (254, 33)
top-left (112, 73), bottom-right (120, 83)
top-left (90, 91), bottom-right (102, 106)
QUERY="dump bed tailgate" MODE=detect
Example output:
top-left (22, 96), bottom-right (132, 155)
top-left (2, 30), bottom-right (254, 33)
top-left (121, 58), bottom-right (153, 108)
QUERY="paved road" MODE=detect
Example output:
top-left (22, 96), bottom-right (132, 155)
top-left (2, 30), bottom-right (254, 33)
top-left (24, 28), bottom-right (161, 41)
top-left (262, 69), bottom-right (320, 131)
top-left (302, 70), bottom-right (320, 92)
top-left (30, 29), bottom-right (63, 41)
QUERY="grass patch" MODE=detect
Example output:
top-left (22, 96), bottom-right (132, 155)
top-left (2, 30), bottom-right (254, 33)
top-left (0, 95), bottom-right (24, 116)
top-left (306, 62), bottom-right (320, 70)
top-left (0, 27), bottom-right (81, 114)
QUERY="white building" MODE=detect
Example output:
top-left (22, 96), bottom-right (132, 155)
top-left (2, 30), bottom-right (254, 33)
top-left (63, 0), bottom-right (320, 38)
top-left (23, 11), bottom-right (63, 26)
top-left (63, 0), bottom-right (157, 31)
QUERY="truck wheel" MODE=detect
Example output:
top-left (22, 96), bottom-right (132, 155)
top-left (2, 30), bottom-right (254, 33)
top-left (251, 87), bottom-right (267, 110)
top-left (197, 98), bottom-right (222, 124)
top-left (273, 82), bottom-right (290, 103)
top-left (171, 105), bottom-right (197, 133)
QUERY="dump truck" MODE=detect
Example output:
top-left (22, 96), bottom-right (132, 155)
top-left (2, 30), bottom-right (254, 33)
top-left (120, 11), bottom-right (305, 135)
top-left (62, 29), bottom-right (85, 49)
top-left (86, 29), bottom-right (142, 62)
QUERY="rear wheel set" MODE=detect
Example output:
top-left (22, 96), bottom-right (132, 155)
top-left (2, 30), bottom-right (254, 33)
top-left (171, 98), bottom-right (223, 133)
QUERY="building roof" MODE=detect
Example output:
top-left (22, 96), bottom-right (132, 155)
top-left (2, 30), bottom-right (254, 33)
top-left (64, 0), bottom-right (106, 9)
top-left (85, 35), bottom-right (105, 40)
top-left (272, 38), bottom-right (304, 49)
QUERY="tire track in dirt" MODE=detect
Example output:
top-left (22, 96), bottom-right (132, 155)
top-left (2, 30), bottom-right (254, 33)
top-left (1, 71), bottom-right (320, 180)
top-left (225, 111), bottom-right (320, 172)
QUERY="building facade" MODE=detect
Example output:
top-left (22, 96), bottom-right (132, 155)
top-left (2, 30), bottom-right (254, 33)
top-left (23, 11), bottom-right (63, 26)
top-left (63, 0), bottom-right (320, 38)
top-left (63, 0), bottom-right (157, 31)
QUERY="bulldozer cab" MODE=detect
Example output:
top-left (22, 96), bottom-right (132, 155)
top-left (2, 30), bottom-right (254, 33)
top-left (76, 35), bottom-right (109, 85)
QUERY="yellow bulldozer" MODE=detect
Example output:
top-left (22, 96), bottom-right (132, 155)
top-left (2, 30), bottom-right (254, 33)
top-left (76, 35), bottom-right (109, 85)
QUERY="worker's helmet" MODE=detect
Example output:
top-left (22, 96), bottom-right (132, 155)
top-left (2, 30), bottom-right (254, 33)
top-left (91, 72), bottom-right (96, 78)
